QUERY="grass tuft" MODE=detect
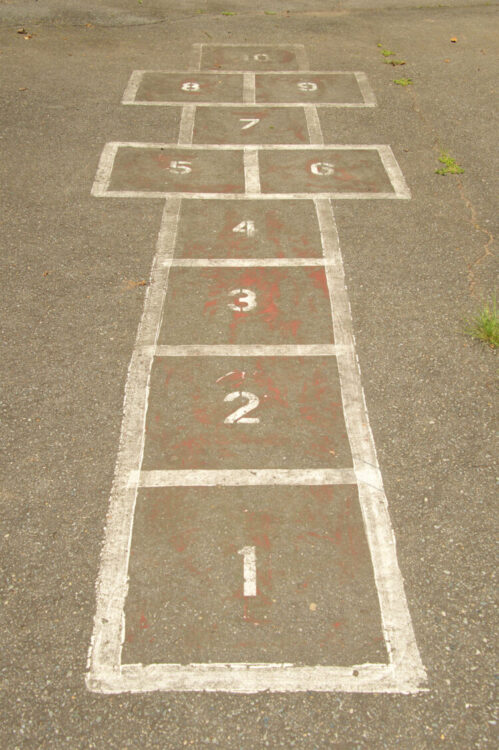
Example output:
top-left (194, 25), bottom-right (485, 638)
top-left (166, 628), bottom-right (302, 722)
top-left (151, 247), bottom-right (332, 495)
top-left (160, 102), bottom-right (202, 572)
top-left (394, 77), bottom-right (413, 86)
top-left (464, 297), bottom-right (499, 348)
top-left (435, 152), bottom-right (464, 175)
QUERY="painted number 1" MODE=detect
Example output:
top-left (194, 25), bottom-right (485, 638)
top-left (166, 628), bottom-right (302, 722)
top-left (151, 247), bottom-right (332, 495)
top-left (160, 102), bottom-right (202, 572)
top-left (238, 546), bottom-right (257, 597)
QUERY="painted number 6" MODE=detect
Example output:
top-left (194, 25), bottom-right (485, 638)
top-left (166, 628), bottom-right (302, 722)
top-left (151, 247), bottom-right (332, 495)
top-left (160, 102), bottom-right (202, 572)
top-left (310, 162), bottom-right (335, 176)
top-left (224, 391), bottom-right (260, 424)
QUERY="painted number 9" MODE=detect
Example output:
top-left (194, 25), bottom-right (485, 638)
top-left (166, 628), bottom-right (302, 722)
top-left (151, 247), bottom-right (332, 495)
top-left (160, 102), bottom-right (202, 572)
top-left (310, 162), bottom-right (335, 176)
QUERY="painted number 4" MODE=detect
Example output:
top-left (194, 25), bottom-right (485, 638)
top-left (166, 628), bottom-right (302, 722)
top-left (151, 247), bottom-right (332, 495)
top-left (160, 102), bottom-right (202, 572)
top-left (232, 220), bottom-right (255, 237)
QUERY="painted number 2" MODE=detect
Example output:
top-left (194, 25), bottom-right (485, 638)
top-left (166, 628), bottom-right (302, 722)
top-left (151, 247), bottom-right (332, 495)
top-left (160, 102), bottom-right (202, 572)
top-left (224, 392), bottom-right (260, 424)
top-left (227, 289), bottom-right (257, 312)
top-left (310, 162), bottom-right (335, 176)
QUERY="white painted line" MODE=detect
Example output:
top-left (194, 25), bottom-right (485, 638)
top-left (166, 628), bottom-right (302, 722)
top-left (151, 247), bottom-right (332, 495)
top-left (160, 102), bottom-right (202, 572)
top-left (151, 344), bottom-right (346, 357)
top-left (91, 142), bottom-right (119, 197)
top-left (124, 101), bottom-right (375, 109)
top-left (121, 70), bottom-right (144, 104)
top-left (128, 468), bottom-right (358, 488)
top-left (315, 197), bottom-right (426, 691)
top-left (243, 72), bottom-right (256, 103)
top-left (243, 147), bottom-right (261, 194)
top-left (170, 258), bottom-right (325, 267)
top-left (378, 145), bottom-right (411, 200)
top-left (354, 71), bottom-right (377, 107)
top-left (89, 662), bottom-right (422, 694)
top-left (200, 43), bottom-right (308, 48)
top-left (102, 141), bottom-right (392, 151)
top-left (124, 69), bottom-right (368, 75)
top-left (99, 191), bottom-right (407, 201)
top-left (239, 546), bottom-right (257, 597)
top-left (178, 104), bottom-right (196, 145)
top-left (86, 198), bottom-right (181, 687)
top-left (304, 105), bottom-right (324, 145)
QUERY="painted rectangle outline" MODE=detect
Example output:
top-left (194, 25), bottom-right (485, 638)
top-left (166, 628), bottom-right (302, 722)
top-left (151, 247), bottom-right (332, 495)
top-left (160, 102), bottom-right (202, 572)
top-left (86, 197), bottom-right (426, 694)
top-left (91, 142), bottom-right (411, 200)
top-left (122, 70), bottom-right (376, 108)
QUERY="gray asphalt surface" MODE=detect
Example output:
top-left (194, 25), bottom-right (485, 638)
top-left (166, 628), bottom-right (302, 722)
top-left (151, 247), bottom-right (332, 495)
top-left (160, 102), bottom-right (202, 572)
top-left (1, 1), bottom-right (497, 748)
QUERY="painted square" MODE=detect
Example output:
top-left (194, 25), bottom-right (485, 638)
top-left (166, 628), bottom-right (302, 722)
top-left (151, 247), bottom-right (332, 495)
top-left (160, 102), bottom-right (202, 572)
top-left (122, 485), bottom-right (387, 666)
top-left (174, 200), bottom-right (323, 259)
top-left (134, 72), bottom-right (244, 103)
top-left (201, 45), bottom-right (301, 71)
top-left (108, 146), bottom-right (245, 195)
top-left (256, 73), bottom-right (365, 104)
top-left (142, 357), bottom-right (352, 470)
top-left (259, 148), bottom-right (395, 195)
top-left (193, 107), bottom-right (309, 144)
top-left (158, 267), bottom-right (334, 345)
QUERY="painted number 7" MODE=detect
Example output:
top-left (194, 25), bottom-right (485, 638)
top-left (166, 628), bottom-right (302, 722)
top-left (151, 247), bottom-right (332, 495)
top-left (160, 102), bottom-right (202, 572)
top-left (240, 118), bottom-right (260, 130)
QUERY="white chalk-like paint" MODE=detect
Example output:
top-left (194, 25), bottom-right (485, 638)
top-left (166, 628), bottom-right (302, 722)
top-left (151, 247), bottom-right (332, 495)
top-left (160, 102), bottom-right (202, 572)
top-left (228, 288), bottom-right (257, 312)
top-left (243, 147), bottom-right (261, 194)
top-left (240, 118), bottom-right (260, 130)
top-left (232, 220), bottom-right (255, 237)
top-left (311, 161), bottom-right (335, 176)
top-left (304, 105), bottom-right (324, 145)
top-left (151, 344), bottom-right (345, 357)
top-left (238, 547), bottom-right (257, 597)
top-left (354, 71), bottom-right (377, 107)
top-left (224, 391), bottom-right (260, 424)
top-left (128, 468), bottom-right (358, 488)
top-left (243, 72), bottom-right (256, 103)
top-left (178, 105), bottom-right (196, 145)
top-left (170, 258), bottom-right (325, 267)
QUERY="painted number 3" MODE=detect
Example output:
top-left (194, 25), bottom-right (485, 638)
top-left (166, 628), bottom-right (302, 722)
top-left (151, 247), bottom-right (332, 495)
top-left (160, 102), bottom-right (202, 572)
top-left (227, 289), bottom-right (257, 312)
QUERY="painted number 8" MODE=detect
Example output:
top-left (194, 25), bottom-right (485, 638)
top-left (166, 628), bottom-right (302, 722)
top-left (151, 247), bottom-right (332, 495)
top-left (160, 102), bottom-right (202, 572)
top-left (310, 162), bottom-right (335, 176)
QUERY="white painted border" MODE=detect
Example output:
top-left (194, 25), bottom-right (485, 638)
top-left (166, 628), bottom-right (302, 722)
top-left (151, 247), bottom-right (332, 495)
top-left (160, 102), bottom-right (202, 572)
top-left (122, 70), bottom-right (376, 108)
top-left (91, 142), bottom-right (410, 201)
top-left (129, 468), bottom-right (358, 488)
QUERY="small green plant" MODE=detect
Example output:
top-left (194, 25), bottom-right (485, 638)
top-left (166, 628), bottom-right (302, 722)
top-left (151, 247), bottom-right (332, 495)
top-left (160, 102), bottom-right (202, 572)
top-left (394, 77), bottom-right (413, 86)
top-left (386, 59), bottom-right (406, 66)
top-left (222, 11), bottom-right (236, 15)
top-left (435, 152), bottom-right (464, 175)
top-left (381, 49), bottom-right (395, 57)
top-left (464, 297), bottom-right (498, 348)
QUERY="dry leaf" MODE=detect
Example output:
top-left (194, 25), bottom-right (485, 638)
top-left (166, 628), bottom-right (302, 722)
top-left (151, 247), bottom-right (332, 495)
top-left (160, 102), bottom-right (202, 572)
top-left (24, 35), bottom-right (33, 40)
top-left (444, 58), bottom-right (450, 63)
top-left (124, 279), bottom-right (148, 290)
top-left (18, 87), bottom-right (28, 91)
top-left (17, 27), bottom-right (26, 34)
top-left (309, 602), bottom-right (317, 612)
top-left (450, 37), bottom-right (458, 43)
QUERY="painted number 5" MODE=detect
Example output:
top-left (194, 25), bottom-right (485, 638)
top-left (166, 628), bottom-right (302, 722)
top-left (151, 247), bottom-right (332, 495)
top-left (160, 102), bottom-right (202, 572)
top-left (168, 160), bottom-right (192, 175)
top-left (224, 391), bottom-right (260, 424)
top-left (310, 162), bottom-right (335, 176)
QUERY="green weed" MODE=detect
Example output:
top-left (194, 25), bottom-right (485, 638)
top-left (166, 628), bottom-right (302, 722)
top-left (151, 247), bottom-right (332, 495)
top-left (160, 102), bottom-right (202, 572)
top-left (394, 77), bottom-right (413, 86)
top-left (386, 59), bottom-right (406, 66)
top-left (435, 152), bottom-right (464, 175)
top-left (464, 297), bottom-right (498, 348)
